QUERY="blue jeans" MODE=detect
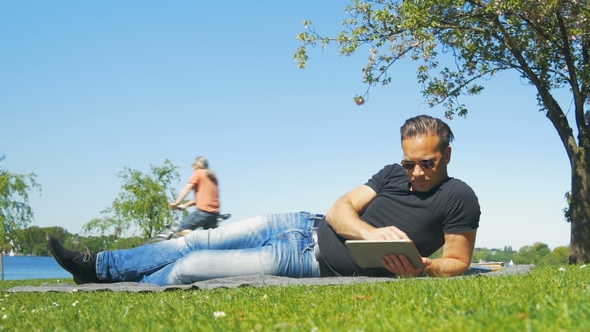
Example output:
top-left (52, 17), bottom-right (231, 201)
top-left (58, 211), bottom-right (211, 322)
top-left (96, 212), bottom-right (322, 286)
top-left (178, 209), bottom-right (217, 231)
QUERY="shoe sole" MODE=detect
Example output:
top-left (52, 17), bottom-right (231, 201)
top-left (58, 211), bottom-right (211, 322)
top-left (46, 236), bottom-right (83, 285)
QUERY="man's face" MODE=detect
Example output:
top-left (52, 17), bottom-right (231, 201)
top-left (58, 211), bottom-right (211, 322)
top-left (401, 134), bottom-right (451, 192)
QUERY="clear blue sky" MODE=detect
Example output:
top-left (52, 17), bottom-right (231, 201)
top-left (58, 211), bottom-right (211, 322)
top-left (1, 1), bottom-right (573, 251)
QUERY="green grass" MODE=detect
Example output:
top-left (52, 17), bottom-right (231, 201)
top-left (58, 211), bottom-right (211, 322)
top-left (1, 265), bottom-right (589, 331)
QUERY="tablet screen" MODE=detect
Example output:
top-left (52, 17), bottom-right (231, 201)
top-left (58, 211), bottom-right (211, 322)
top-left (345, 240), bottom-right (425, 269)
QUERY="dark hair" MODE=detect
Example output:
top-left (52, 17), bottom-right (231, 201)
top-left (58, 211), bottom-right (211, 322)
top-left (400, 115), bottom-right (455, 151)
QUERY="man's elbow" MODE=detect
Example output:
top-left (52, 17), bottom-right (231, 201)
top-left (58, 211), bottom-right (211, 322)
top-left (430, 258), bottom-right (471, 277)
top-left (325, 208), bottom-right (337, 225)
top-left (452, 261), bottom-right (471, 276)
top-left (325, 198), bottom-right (345, 224)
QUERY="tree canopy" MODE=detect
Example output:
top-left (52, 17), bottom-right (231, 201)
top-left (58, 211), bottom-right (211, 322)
top-left (0, 154), bottom-right (41, 246)
top-left (296, 0), bottom-right (590, 263)
top-left (82, 159), bottom-right (180, 238)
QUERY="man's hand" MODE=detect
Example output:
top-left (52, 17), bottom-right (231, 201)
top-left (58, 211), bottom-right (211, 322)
top-left (169, 202), bottom-right (180, 209)
top-left (381, 254), bottom-right (432, 277)
top-left (360, 225), bottom-right (409, 241)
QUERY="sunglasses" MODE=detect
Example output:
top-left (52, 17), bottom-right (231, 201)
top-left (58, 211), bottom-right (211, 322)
top-left (401, 159), bottom-right (436, 170)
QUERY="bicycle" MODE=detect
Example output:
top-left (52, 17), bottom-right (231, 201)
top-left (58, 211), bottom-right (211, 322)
top-left (141, 207), bottom-right (231, 245)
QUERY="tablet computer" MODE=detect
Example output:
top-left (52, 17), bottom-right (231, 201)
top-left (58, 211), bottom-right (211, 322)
top-left (345, 240), bottom-right (424, 269)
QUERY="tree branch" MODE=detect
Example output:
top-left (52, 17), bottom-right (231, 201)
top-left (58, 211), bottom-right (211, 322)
top-left (492, 12), bottom-right (577, 161)
top-left (555, 7), bottom-right (585, 134)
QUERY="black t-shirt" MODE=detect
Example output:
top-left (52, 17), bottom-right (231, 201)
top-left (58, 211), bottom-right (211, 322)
top-left (318, 164), bottom-right (481, 276)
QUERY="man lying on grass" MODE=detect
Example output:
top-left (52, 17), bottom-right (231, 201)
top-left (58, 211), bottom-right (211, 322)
top-left (47, 115), bottom-right (480, 286)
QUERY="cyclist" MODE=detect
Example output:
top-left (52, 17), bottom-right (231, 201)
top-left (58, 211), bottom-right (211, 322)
top-left (169, 156), bottom-right (221, 235)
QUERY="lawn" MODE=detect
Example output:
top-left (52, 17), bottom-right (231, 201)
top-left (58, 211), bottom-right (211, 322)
top-left (0, 265), bottom-right (588, 331)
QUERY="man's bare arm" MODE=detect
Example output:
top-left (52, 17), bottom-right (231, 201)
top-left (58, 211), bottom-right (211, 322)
top-left (426, 230), bottom-right (477, 277)
top-left (179, 199), bottom-right (196, 210)
top-left (325, 185), bottom-right (377, 239)
top-left (169, 183), bottom-right (194, 208)
top-left (325, 185), bottom-right (409, 240)
top-left (381, 230), bottom-right (476, 277)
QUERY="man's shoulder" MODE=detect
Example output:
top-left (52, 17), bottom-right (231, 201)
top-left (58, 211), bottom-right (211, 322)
top-left (376, 163), bottom-right (405, 176)
top-left (440, 177), bottom-right (479, 201)
top-left (189, 169), bottom-right (207, 182)
top-left (439, 177), bottom-right (481, 226)
top-left (367, 164), bottom-right (406, 187)
top-left (444, 177), bottom-right (474, 190)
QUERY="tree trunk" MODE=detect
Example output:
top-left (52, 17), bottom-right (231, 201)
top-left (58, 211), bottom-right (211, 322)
top-left (568, 150), bottom-right (590, 264)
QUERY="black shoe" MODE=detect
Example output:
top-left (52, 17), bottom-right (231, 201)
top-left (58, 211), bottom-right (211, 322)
top-left (46, 235), bottom-right (100, 284)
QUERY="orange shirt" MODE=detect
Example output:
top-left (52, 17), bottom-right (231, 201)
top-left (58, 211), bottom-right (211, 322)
top-left (189, 168), bottom-right (220, 213)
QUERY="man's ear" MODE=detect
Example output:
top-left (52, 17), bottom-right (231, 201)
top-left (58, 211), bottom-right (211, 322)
top-left (444, 146), bottom-right (452, 164)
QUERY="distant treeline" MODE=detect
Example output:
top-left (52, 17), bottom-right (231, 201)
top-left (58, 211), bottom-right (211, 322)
top-left (4, 226), bottom-right (144, 257)
top-left (430, 243), bottom-right (569, 266)
top-left (5, 226), bottom-right (571, 266)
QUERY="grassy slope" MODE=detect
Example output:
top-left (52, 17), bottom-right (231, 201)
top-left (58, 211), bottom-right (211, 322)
top-left (0, 265), bottom-right (588, 331)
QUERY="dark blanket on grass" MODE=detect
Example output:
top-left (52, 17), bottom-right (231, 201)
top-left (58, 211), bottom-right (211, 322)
top-left (6, 265), bottom-right (532, 293)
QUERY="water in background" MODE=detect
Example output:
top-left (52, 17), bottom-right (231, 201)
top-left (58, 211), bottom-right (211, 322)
top-left (1, 256), bottom-right (71, 280)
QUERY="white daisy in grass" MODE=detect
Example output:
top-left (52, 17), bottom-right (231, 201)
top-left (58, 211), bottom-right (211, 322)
top-left (213, 311), bottom-right (226, 319)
